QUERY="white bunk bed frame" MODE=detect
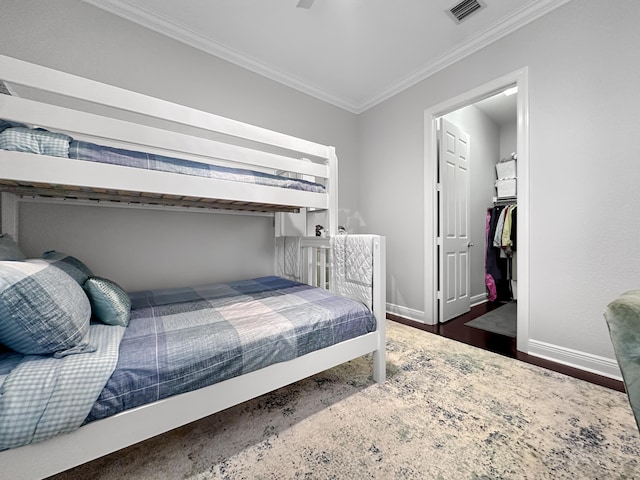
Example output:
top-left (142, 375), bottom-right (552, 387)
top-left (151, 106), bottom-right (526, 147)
top-left (0, 55), bottom-right (387, 480)
top-left (0, 54), bottom-right (338, 225)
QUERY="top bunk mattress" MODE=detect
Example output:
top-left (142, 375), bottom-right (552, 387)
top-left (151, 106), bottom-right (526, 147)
top-left (0, 122), bottom-right (326, 212)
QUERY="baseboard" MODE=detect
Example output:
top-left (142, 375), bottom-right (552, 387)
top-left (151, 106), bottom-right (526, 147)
top-left (528, 339), bottom-right (622, 381)
top-left (386, 303), bottom-right (425, 323)
top-left (470, 293), bottom-right (488, 307)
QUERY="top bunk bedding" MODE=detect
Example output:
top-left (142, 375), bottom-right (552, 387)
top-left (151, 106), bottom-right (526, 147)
top-left (0, 55), bottom-right (337, 216)
top-left (0, 121), bottom-right (325, 208)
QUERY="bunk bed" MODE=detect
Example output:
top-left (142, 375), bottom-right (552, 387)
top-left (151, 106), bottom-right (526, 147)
top-left (0, 55), bottom-right (387, 480)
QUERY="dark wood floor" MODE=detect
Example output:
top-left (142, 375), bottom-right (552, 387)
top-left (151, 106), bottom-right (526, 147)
top-left (388, 302), bottom-right (625, 393)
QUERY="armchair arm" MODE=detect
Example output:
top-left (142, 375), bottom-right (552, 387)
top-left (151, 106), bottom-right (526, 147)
top-left (604, 290), bottom-right (640, 431)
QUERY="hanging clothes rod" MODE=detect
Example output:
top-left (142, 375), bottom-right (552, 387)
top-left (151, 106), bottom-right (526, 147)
top-left (493, 196), bottom-right (517, 206)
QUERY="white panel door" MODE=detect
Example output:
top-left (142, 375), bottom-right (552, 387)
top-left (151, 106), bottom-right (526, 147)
top-left (439, 119), bottom-right (471, 322)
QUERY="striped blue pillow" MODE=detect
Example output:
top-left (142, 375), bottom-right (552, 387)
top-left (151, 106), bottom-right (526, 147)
top-left (0, 261), bottom-right (93, 356)
top-left (40, 251), bottom-right (93, 285)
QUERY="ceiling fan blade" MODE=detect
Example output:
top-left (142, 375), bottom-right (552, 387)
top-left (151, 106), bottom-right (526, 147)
top-left (296, 0), bottom-right (315, 9)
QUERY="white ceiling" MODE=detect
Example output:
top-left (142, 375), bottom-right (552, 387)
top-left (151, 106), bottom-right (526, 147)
top-left (474, 90), bottom-right (517, 126)
top-left (84, 0), bottom-right (570, 113)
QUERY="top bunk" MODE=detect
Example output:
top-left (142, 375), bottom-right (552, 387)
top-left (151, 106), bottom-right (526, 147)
top-left (0, 55), bottom-right (338, 225)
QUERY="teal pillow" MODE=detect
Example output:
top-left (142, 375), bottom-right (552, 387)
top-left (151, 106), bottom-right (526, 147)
top-left (0, 234), bottom-right (25, 261)
top-left (0, 261), bottom-right (93, 356)
top-left (83, 276), bottom-right (131, 327)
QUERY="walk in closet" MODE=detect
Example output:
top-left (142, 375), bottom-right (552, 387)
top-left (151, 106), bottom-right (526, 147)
top-left (440, 88), bottom-right (517, 337)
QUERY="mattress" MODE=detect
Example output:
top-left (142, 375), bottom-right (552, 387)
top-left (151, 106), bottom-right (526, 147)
top-left (0, 276), bottom-right (375, 449)
top-left (0, 122), bottom-right (326, 194)
top-left (86, 276), bottom-right (375, 422)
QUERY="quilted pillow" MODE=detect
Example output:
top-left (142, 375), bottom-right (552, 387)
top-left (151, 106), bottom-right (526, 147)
top-left (39, 251), bottom-right (93, 285)
top-left (0, 261), bottom-right (93, 356)
top-left (0, 234), bottom-right (25, 261)
top-left (84, 276), bottom-right (131, 327)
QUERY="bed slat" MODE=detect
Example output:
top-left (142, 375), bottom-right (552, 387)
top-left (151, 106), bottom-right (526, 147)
top-left (0, 94), bottom-right (329, 178)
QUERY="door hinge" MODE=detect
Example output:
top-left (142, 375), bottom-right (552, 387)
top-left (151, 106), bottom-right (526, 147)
top-left (436, 237), bottom-right (442, 246)
top-left (436, 290), bottom-right (442, 300)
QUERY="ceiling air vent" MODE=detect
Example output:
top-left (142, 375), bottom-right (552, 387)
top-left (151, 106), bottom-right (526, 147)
top-left (296, 0), bottom-right (315, 9)
top-left (447, 0), bottom-right (485, 23)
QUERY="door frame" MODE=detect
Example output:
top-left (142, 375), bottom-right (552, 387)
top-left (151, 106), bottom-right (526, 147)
top-left (424, 67), bottom-right (530, 353)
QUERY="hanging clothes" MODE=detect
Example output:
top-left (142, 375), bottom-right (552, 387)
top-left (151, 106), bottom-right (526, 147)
top-left (510, 207), bottom-right (517, 251)
top-left (485, 204), bottom-right (516, 302)
top-left (501, 205), bottom-right (517, 255)
top-left (486, 206), bottom-right (504, 282)
top-left (485, 209), bottom-right (497, 302)
top-left (493, 207), bottom-right (508, 248)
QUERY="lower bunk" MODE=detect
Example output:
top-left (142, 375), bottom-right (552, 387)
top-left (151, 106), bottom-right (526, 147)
top-left (0, 236), bottom-right (386, 480)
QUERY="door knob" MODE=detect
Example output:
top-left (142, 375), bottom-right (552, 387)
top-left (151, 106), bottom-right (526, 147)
top-left (467, 242), bottom-right (475, 247)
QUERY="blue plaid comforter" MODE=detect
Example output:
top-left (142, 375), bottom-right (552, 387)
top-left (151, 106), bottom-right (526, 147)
top-left (86, 276), bottom-right (375, 422)
top-left (68, 141), bottom-right (326, 193)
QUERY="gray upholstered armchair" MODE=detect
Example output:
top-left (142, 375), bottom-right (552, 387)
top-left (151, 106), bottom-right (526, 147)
top-left (604, 290), bottom-right (640, 431)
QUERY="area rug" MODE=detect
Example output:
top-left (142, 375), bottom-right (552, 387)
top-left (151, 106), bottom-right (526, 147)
top-left (49, 321), bottom-right (639, 480)
top-left (465, 301), bottom-right (518, 337)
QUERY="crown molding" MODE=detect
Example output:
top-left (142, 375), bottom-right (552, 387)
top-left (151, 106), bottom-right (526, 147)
top-left (82, 0), bottom-right (360, 112)
top-left (84, 0), bottom-right (571, 115)
top-left (357, 0), bottom-right (572, 113)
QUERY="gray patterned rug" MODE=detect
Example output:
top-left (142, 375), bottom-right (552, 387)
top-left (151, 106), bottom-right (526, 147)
top-left (50, 321), bottom-right (639, 480)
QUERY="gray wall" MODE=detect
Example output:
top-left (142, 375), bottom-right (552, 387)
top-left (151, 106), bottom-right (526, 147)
top-left (499, 122), bottom-right (517, 162)
top-left (0, 0), bottom-right (359, 290)
top-left (18, 203), bottom-right (274, 291)
top-left (443, 106), bottom-right (499, 303)
top-left (358, 0), bottom-right (640, 365)
top-left (2, 0), bottom-right (639, 373)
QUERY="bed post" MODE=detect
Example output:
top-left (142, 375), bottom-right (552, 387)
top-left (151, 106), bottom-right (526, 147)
top-left (372, 235), bottom-right (387, 383)
top-left (1, 192), bottom-right (19, 242)
top-left (327, 147), bottom-right (338, 237)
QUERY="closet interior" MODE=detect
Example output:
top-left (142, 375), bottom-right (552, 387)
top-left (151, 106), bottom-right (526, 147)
top-left (486, 154), bottom-right (517, 304)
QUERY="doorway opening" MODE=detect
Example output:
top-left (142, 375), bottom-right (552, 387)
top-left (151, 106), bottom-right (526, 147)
top-left (424, 68), bottom-right (529, 353)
